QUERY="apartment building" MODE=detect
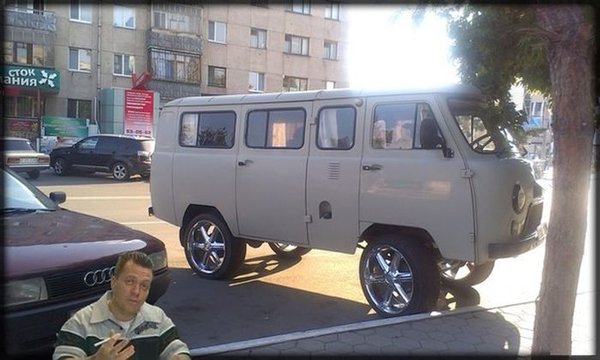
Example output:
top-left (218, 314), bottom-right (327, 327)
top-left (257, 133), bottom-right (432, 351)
top-left (2, 0), bottom-right (350, 145)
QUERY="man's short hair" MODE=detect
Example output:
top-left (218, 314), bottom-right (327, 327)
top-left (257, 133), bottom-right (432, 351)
top-left (114, 251), bottom-right (154, 277)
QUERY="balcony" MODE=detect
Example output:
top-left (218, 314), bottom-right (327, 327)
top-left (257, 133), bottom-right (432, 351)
top-left (4, 8), bottom-right (56, 32)
top-left (146, 29), bottom-right (202, 54)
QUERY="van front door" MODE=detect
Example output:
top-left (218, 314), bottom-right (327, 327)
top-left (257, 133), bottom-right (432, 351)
top-left (359, 96), bottom-right (476, 262)
top-left (235, 104), bottom-right (310, 245)
top-left (305, 100), bottom-right (364, 253)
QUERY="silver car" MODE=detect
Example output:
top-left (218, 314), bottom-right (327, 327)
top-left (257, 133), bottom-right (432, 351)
top-left (2, 137), bottom-right (50, 179)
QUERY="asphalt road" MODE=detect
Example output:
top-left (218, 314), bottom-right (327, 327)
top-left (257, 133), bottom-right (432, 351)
top-left (31, 168), bottom-right (594, 351)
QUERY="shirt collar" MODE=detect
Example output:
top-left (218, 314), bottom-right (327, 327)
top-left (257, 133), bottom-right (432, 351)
top-left (90, 291), bottom-right (162, 326)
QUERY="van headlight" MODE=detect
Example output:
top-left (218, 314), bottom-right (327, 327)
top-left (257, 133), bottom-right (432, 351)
top-left (512, 183), bottom-right (526, 213)
top-left (149, 250), bottom-right (168, 271)
top-left (5, 277), bottom-right (48, 306)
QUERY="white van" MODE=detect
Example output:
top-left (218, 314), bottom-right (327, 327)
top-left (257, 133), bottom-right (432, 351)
top-left (150, 85), bottom-right (546, 317)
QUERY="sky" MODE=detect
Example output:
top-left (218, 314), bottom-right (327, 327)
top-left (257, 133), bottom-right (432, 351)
top-left (347, 6), bottom-right (460, 89)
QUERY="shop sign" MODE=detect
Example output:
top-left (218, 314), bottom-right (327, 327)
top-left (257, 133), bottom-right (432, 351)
top-left (1, 64), bottom-right (60, 91)
top-left (124, 89), bottom-right (153, 137)
top-left (42, 115), bottom-right (88, 137)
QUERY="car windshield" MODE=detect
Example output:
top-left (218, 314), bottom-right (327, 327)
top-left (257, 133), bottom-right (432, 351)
top-left (448, 98), bottom-right (521, 157)
top-left (2, 168), bottom-right (58, 213)
top-left (5, 139), bottom-right (36, 151)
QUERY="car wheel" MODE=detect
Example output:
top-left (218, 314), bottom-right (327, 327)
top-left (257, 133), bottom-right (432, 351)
top-left (27, 169), bottom-right (40, 179)
top-left (182, 213), bottom-right (246, 279)
top-left (53, 158), bottom-right (69, 176)
top-left (359, 235), bottom-right (440, 317)
top-left (439, 260), bottom-right (495, 287)
top-left (268, 242), bottom-right (311, 259)
top-left (111, 162), bottom-right (130, 181)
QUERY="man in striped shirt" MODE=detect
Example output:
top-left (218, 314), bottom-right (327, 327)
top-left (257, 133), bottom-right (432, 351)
top-left (53, 251), bottom-right (191, 360)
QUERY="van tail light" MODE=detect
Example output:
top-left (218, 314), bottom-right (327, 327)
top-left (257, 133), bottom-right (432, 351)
top-left (6, 157), bottom-right (19, 165)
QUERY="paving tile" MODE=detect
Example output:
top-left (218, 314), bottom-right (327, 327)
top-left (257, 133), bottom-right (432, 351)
top-left (426, 330), bottom-right (456, 342)
top-left (323, 341), bottom-right (354, 355)
top-left (364, 333), bottom-right (394, 347)
top-left (294, 338), bottom-right (326, 352)
top-left (353, 343), bottom-right (383, 355)
top-left (337, 331), bottom-right (366, 346)
top-left (419, 339), bottom-right (449, 352)
top-left (401, 328), bottom-right (430, 341)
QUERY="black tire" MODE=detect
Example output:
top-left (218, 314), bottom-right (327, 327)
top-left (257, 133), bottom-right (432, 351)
top-left (268, 242), bottom-right (312, 259)
top-left (439, 260), bottom-right (495, 287)
top-left (359, 235), bottom-right (440, 317)
top-left (182, 213), bottom-right (246, 279)
top-left (27, 169), bottom-right (40, 179)
top-left (111, 162), bottom-right (130, 181)
top-left (53, 158), bottom-right (69, 176)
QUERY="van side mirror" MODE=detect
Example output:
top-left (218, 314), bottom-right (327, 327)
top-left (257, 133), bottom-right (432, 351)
top-left (442, 146), bottom-right (454, 158)
top-left (49, 191), bottom-right (67, 204)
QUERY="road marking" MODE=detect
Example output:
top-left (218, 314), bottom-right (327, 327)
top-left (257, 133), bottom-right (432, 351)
top-left (67, 196), bottom-right (150, 200)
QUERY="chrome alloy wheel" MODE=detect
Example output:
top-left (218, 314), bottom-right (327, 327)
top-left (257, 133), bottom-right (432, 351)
top-left (112, 162), bottom-right (129, 181)
top-left (361, 244), bottom-right (414, 315)
top-left (186, 219), bottom-right (226, 275)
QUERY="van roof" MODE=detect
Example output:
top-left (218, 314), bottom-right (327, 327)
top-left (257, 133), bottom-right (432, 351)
top-left (164, 84), bottom-right (482, 108)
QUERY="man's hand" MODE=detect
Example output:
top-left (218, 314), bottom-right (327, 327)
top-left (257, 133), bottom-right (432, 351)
top-left (90, 332), bottom-right (135, 360)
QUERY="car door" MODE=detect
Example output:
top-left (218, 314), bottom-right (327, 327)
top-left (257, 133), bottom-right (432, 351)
top-left (359, 95), bottom-right (476, 261)
top-left (70, 136), bottom-right (99, 170)
top-left (93, 137), bottom-right (119, 171)
top-left (235, 103), bottom-right (311, 245)
top-left (305, 99), bottom-right (364, 253)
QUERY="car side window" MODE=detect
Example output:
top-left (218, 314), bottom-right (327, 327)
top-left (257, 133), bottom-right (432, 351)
top-left (317, 106), bottom-right (356, 150)
top-left (78, 137), bottom-right (98, 151)
top-left (246, 108), bottom-right (306, 149)
top-left (179, 111), bottom-right (236, 149)
top-left (95, 137), bottom-right (118, 151)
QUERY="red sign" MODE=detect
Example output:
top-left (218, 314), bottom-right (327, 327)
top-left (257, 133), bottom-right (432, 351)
top-left (124, 89), bottom-right (153, 137)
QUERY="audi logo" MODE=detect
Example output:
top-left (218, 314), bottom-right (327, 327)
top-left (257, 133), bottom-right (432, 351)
top-left (84, 266), bottom-right (116, 287)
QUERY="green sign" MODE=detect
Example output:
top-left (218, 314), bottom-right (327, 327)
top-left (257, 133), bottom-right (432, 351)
top-left (42, 116), bottom-right (88, 137)
top-left (2, 64), bottom-right (60, 91)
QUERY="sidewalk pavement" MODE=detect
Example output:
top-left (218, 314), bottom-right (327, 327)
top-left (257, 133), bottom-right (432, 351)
top-left (192, 291), bottom-right (595, 357)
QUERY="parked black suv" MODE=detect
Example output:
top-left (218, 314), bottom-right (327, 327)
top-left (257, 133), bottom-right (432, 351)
top-left (50, 134), bottom-right (154, 181)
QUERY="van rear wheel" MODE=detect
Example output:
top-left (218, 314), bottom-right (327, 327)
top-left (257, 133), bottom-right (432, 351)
top-left (439, 260), bottom-right (495, 287)
top-left (359, 236), bottom-right (440, 317)
top-left (182, 213), bottom-right (246, 279)
top-left (268, 242), bottom-right (311, 259)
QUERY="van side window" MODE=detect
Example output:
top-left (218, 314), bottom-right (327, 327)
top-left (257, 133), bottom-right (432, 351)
top-left (415, 104), bottom-right (444, 150)
top-left (246, 108), bottom-right (306, 149)
top-left (317, 106), bottom-right (356, 150)
top-left (372, 103), bottom-right (416, 149)
top-left (179, 111), bottom-right (236, 149)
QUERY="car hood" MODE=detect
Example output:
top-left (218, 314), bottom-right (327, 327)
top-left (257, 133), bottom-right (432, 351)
top-left (4, 209), bottom-right (165, 278)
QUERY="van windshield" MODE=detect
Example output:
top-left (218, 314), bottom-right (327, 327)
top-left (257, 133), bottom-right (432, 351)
top-left (448, 98), bottom-right (520, 157)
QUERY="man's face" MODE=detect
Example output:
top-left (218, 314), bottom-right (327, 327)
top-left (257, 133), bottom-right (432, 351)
top-left (110, 260), bottom-right (153, 320)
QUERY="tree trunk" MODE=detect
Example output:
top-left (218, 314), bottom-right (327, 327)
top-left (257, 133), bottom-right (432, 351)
top-left (532, 6), bottom-right (595, 355)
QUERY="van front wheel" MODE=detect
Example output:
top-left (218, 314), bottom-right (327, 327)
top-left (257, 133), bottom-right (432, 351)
top-left (183, 213), bottom-right (246, 280)
top-left (359, 236), bottom-right (440, 317)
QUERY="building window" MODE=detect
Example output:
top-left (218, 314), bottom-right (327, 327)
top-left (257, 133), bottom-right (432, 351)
top-left (283, 76), bottom-right (307, 92)
top-left (246, 108), bottom-right (306, 149)
top-left (114, 54), bottom-right (134, 76)
top-left (208, 66), bottom-right (226, 88)
top-left (69, 47), bottom-right (92, 72)
top-left (287, 0), bottom-right (310, 15)
top-left (152, 10), bottom-right (197, 33)
top-left (325, 1), bottom-right (340, 20)
top-left (5, 41), bottom-right (47, 66)
top-left (284, 34), bottom-right (309, 55)
top-left (150, 49), bottom-right (200, 83)
top-left (180, 112), bottom-right (236, 149)
top-left (249, 72), bottom-right (265, 92)
top-left (323, 41), bottom-right (337, 60)
top-left (70, 0), bottom-right (92, 22)
top-left (251, 28), bottom-right (267, 49)
top-left (208, 21), bottom-right (227, 43)
top-left (325, 80), bottom-right (335, 89)
top-left (4, 96), bottom-right (40, 118)
top-left (113, 5), bottom-right (135, 28)
top-left (67, 99), bottom-right (92, 119)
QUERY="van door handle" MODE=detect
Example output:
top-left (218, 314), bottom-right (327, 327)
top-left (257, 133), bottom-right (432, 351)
top-left (238, 159), bottom-right (253, 166)
top-left (362, 164), bottom-right (382, 171)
